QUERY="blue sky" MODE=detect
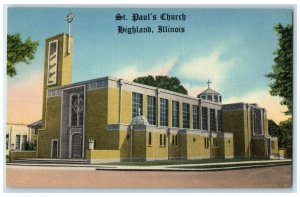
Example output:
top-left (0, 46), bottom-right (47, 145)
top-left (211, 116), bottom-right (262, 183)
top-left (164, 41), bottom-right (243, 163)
top-left (7, 7), bottom-right (293, 124)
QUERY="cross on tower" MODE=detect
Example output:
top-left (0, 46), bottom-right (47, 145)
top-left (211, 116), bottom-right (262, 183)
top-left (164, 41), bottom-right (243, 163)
top-left (65, 12), bottom-right (75, 54)
top-left (207, 80), bottom-right (212, 89)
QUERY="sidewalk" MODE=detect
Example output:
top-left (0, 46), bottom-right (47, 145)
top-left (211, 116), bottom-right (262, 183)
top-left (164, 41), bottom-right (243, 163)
top-left (95, 159), bottom-right (292, 171)
top-left (7, 159), bottom-right (292, 172)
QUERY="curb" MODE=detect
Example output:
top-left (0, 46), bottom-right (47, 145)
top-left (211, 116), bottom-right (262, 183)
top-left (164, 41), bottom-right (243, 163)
top-left (95, 162), bottom-right (291, 172)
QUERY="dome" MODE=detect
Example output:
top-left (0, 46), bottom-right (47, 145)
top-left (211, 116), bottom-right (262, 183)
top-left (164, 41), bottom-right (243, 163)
top-left (131, 108), bottom-right (149, 125)
top-left (197, 80), bottom-right (222, 103)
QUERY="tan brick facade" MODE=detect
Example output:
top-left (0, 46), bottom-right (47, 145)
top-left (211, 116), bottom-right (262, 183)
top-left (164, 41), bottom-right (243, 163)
top-left (35, 33), bottom-right (277, 163)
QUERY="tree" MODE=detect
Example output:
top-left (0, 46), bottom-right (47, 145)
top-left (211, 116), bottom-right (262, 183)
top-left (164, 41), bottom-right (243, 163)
top-left (7, 33), bottom-right (39, 77)
top-left (266, 24), bottom-right (293, 115)
top-left (133, 75), bottom-right (188, 95)
top-left (268, 119), bottom-right (292, 148)
top-left (279, 118), bottom-right (292, 147)
top-left (21, 142), bottom-right (35, 151)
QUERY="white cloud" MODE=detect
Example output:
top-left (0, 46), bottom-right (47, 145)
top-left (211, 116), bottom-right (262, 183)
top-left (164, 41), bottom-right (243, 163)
top-left (114, 58), bottom-right (177, 81)
top-left (181, 83), bottom-right (207, 97)
top-left (178, 48), bottom-right (235, 89)
top-left (224, 89), bottom-right (289, 124)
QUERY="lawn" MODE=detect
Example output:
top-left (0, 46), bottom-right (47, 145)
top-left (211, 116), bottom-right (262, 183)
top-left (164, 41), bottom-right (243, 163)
top-left (97, 158), bottom-right (268, 166)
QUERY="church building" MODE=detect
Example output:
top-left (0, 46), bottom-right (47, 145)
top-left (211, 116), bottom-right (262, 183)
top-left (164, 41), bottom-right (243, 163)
top-left (36, 33), bottom-right (278, 163)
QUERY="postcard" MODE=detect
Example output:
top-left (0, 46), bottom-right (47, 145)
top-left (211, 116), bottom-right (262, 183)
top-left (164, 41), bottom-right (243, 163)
top-left (5, 6), bottom-right (293, 190)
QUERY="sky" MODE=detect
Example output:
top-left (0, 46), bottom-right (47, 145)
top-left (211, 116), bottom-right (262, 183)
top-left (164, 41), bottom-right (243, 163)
top-left (6, 7), bottom-right (293, 124)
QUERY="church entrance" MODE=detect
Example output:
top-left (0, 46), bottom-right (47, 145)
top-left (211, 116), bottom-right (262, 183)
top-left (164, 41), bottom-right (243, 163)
top-left (60, 86), bottom-right (85, 159)
top-left (72, 134), bottom-right (83, 158)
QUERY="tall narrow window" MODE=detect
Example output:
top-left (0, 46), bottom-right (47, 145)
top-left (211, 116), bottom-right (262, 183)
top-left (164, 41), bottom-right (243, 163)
top-left (172, 101), bottom-right (179, 127)
top-left (163, 134), bottom-right (166, 146)
top-left (71, 93), bottom-right (84, 127)
top-left (132, 92), bottom-right (143, 119)
top-left (204, 137), bottom-right (210, 148)
top-left (217, 110), bottom-right (222, 131)
top-left (148, 132), bottom-right (152, 146)
top-left (207, 95), bottom-right (212, 101)
top-left (182, 103), bottom-right (190, 128)
top-left (160, 98), bottom-right (168, 126)
top-left (202, 107), bottom-right (208, 130)
top-left (22, 135), bottom-right (27, 144)
top-left (175, 135), bottom-right (178, 146)
top-left (15, 135), bottom-right (20, 151)
top-left (6, 134), bottom-right (9, 150)
top-left (193, 105), bottom-right (199, 129)
top-left (159, 134), bottom-right (162, 146)
top-left (210, 109), bottom-right (216, 131)
top-left (252, 108), bottom-right (262, 135)
top-left (147, 96), bottom-right (156, 125)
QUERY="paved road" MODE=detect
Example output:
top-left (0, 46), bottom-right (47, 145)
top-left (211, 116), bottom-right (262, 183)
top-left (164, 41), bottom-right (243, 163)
top-left (6, 165), bottom-right (292, 189)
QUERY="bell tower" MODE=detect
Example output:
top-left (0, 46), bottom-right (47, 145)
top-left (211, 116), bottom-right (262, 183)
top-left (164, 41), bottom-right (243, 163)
top-left (41, 34), bottom-right (73, 127)
top-left (41, 12), bottom-right (75, 128)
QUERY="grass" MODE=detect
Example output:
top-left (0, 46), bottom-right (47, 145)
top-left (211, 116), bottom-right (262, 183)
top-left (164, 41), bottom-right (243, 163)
top-left (171, 161), bottom-right (291, 169)
top-left (96, 158), bottom-right (268, 166)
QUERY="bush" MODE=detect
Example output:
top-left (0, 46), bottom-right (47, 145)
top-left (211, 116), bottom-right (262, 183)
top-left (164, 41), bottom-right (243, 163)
top-left (21, 142), bottom-right (35, 151)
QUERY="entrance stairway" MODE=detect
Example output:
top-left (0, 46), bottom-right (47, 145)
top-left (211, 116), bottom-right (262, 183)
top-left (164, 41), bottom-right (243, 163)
top-left (8, 158), bottom-right (88, 165)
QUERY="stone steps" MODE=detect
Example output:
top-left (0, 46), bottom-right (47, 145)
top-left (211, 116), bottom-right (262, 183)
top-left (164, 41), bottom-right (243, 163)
top-left (9, 158), bottom-right (88, 165)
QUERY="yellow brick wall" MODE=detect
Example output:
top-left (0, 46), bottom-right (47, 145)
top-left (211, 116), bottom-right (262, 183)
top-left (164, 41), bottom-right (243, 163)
top-left (119, 130), bottom-right (130, 160)
top-left (86, 150), bottom-right (120, 159)
top-left (149, 131), bottom-right (168, 160)
top-left (271, 138), bottom-right (279, 155)
top-left (251, 138), bottom-right (266, 158)
top-left (222, 110), bottom-right (248, 158)
top-left (218, 136), bottom-right (234, 158)
top-left (42, 34), bottom-right (73, 131)
top-left (107, 88), bottom-right (119, 124)
top-left (132, 131), bottom-right (147, 160)
top-left (85, 88), bottom-right (119, 151)
top-left (9, 151), bottom-right (37, 161)
top-left (121, 90), bottom-right (132, 124)
top-left (38, 96), bottom-right (62, 158)
top-left (186, 134), bottom-right (202, 158)
top-left (169, 133), bottom-right (180, 159)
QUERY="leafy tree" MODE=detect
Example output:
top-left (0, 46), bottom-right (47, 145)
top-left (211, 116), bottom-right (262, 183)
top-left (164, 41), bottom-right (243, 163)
top-left (7, 33), bottom-right (39, 77)
top-left (21, 142), bottom-right (35, 151)
top-left (133, 75), bottom-right (188, 95)
top-left (268, 119), bottom-right (292, 148)
top-left (266, 24), bottom-right (293, 115)
top-left (279, 118), bottom-right (292, 147)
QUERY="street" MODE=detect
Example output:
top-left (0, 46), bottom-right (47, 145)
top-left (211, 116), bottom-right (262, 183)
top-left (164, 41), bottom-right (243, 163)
top-left (6, 165), bottom-right (292, 189)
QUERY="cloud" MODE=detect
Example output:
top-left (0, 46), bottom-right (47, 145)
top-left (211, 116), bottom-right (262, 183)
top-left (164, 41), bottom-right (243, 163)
top-left (224, 89), bottom-right (289, 124)
top-left (181, 83), bottom-right (207, 97)
top-left (114, 58), bottom-right (177, 81)
top-left (177, 48), bottom-right (235, 89)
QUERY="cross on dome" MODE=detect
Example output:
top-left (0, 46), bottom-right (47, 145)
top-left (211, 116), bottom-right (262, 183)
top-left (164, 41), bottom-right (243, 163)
top-left (207, 80), bottom-right (212, 89)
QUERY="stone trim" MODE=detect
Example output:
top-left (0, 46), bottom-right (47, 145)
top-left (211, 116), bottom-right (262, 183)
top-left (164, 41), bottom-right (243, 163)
top-left (47, 89), bottom-right (61, 98)
top-left (87, 158), bottom-right (121, 164)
